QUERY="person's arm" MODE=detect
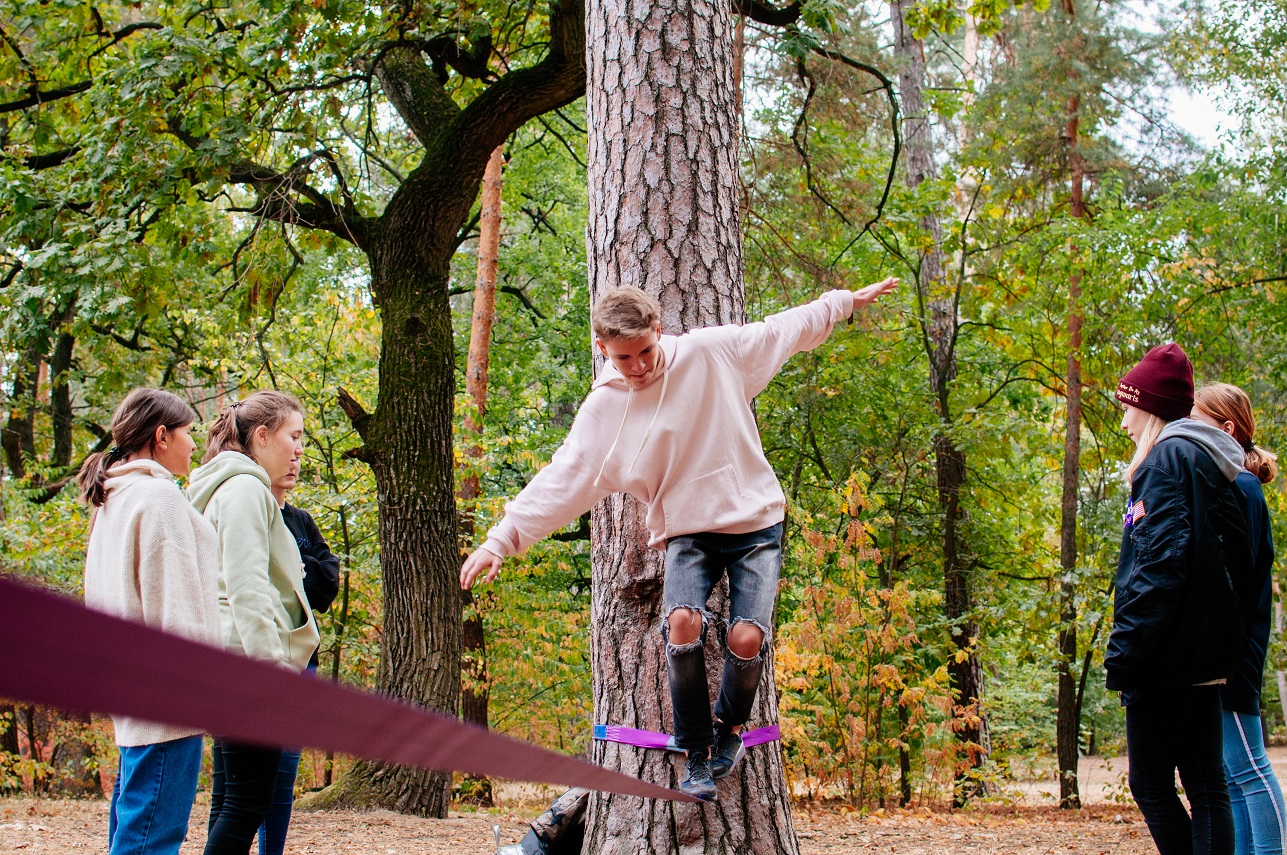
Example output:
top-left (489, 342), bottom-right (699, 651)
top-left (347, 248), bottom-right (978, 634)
top-left (736, 277), bottom-right (897, 396)
top-left (135, 483), bottom-right (218, 644)
top-left (1104, 464), bottom-right (1192, 686)
top-left (285, 505), bottom-right (341, 613)
top-left (460, 436), bottom-right (612, 589)
top-left (212, 476), bottom-right (290, 665)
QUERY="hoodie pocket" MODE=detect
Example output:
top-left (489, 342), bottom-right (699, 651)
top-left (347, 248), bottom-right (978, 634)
top-left (662, 465), bottom-right (751, 535)
top-left (285, 589), bottom-right (318, 667)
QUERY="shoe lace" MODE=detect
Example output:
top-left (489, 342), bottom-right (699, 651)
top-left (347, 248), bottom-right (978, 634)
top-left (686, 750), bottom-right (712, 776)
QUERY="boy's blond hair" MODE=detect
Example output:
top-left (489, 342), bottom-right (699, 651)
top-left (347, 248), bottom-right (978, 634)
top-left (592, 287), bottom-right (661, 340)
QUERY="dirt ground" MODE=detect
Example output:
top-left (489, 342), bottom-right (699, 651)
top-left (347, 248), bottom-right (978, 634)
top-left (6, 748), bottom-right (1284, 854)
top-left (0, 796), bottom-right (1154, 854)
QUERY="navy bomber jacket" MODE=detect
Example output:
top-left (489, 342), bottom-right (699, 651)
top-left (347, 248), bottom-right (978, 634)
top-left (1105, 423), bottom-right (1255, 704)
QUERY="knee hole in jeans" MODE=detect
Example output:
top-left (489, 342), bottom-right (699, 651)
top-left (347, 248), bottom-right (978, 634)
top-left (728, 618), bottom-right (768, 661)
top-left (664, 606), bottom-right (705, 647)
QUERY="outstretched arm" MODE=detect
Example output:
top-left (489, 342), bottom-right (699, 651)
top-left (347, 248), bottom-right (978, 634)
top-left (737, 276), bottom-right (900, 396)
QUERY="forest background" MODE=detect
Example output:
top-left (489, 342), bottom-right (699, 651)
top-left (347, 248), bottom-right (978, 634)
top-left (1, 0), bottom-right (1285, 819)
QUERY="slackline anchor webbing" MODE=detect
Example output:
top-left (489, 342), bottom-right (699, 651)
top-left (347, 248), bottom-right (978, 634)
top-left (593, 723), bottom-right (780, 751)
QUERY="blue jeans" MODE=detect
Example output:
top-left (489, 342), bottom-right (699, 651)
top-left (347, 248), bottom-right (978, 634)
top-left (1223, 710), bottom-right (1287, 855)
top-left (662, 522), bottom-right (782, 752)
top-left (205, 739), bottom-right (282, 855)
top-left (258, 663), bottom-right (315, 855)
top-left (257, 748), bottom-right (301, 855)
top-left (1126, 685), bottom-right (1233, 855)
top-left (108, 735), bottom-right (203, 855)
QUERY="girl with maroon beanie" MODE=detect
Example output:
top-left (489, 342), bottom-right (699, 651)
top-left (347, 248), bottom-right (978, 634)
top-left (1106, 343), bottom-right (1253, 855)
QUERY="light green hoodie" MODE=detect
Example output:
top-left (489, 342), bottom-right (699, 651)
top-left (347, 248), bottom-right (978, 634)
top-left (187, 451), bottom-right (319, 671)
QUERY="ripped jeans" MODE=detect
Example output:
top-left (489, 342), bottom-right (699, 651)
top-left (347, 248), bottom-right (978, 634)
top-left (662, 522), bottom-right (782, 752)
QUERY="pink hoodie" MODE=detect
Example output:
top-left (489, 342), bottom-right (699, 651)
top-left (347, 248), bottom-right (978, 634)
top-left (481, 289), bottom-right (857, 555)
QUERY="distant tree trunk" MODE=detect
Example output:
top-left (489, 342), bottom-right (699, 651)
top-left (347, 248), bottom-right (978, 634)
top-left (49, 314), bottom-right (76, 470)
top-left (890, 0), bottom-right (989, 804)
top-left (583, 0), bottom-right (798, 847)
top-left (457, 142), bottom-right (505, 807)
top-left (1056, 0), bottom-right (1090, 810)
top-left (336, 219), bottom-right (465, 818)
top-left (2, 343), bottom-right (40, 480)
top-left (0, 703), bottom-right (18, 794)
top-left (311, 0), bottom-right (584, 814)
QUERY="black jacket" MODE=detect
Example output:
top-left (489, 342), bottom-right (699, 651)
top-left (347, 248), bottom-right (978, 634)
top-left (1221, 471), bottom-right (1276, 715)
top-left (281, 503), bottom-right (341, 669)
top-left (281, 503), bottom-right (341, 614)
top-left (1105, 430), bottom-right (1254, 704)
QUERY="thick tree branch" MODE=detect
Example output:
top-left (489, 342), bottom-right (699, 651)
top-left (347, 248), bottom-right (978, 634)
top-left (453, 0), bottom-right (587, 161)
top-left (373, 44), bottom-right (462, 148)
top-left (0, 81), bottom-right (92, 114)
top-left (734, 0), bottom-right (801, 27)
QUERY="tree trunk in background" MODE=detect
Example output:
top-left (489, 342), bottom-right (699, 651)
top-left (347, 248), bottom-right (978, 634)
top-left (583, 0), bottom-right (798, 847)
top-left (2, 344), bottom-right (40, 481)
top-left (1056, 0), bottom-right (1089, 810)
top-left (338, 223), bottom-right (464, 817)
top-left (890, 0), bottom-right (989, 804)
top-left (458, 143), bottom-right (505, 807)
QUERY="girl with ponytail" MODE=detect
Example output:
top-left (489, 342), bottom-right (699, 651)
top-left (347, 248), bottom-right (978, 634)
top-left (186, 391), bottom-right (319, 855)
top-left (78, 388), bottom-right (222, 855)
top-left (1193, 382), bottom-right (1286, 855)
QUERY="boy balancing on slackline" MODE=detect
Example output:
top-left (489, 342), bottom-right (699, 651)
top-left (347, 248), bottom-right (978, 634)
top-left (460, 277), bottom-right (899, 801)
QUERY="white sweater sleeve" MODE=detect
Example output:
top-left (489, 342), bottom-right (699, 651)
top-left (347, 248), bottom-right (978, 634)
top-left (481, 435), bottom-right (613, 558)
top-left (735, 290), bottom-right (855, 397)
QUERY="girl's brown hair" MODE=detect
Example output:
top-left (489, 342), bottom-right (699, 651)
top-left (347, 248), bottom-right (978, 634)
top-left (1194, 382), bottom-right (1278, 484)
top-left (76, 388), bottom-right (198, 507)
top-left (203, 390), bottom-right (302, 464)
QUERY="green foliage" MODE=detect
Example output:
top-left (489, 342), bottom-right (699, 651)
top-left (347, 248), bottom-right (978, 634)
top-left (5, 0), bottom-right (1287, 812)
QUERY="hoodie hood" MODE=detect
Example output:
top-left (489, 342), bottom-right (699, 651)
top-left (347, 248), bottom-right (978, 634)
top-left (186, 451), bottom-right (272, 512)
top-left (592, 335), bottom-right (679, 390)
top-left (102, 458), bottom-right (175, 495)
top-left (1158, 419), bottom-right (1246, 481)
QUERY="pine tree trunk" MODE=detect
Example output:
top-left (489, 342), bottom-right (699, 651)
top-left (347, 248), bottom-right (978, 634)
top-left (583, 0), bottom-right (799, 847)
top-left (890, 0), bottom-right (989, 803)
top-left (458, 143), bottom-right (504, 806)
top-left (1056, 0), bottom-right (1089, 807)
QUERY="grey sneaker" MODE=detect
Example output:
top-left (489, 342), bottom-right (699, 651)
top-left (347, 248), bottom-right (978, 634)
top-left (680, 748), bottom-right (718, 801)
top-left (710, 729), bottom-right (745, 780)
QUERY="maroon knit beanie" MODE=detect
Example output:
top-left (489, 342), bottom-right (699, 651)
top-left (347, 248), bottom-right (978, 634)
top-left (1115, 343), bottom-right (1194, 421)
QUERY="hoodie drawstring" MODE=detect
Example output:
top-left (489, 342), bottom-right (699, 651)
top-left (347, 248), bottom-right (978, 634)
top-left (594, 387), bottom-right (634, 488)
top-left (627, 366), bottom-right (668, 475)
top-left (592, 349), bottom-right (671, 488)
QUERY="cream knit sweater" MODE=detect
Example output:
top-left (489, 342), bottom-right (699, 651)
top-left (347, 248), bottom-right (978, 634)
top-left (83, 458), bottom-right (222, 747)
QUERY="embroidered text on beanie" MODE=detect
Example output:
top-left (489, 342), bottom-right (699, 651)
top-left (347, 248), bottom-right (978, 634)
top-left (1115, 343), bottom-right (1194, 421)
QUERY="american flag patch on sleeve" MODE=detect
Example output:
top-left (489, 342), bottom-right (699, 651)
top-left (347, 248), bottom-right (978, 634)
top-left (1131, 499), bottom-right (1146, 524)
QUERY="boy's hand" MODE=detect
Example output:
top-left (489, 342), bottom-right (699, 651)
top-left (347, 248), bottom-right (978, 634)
top-left (460, 547), bottom-right (504, 590)
top-left (851, 276), bottom-right (899, 310)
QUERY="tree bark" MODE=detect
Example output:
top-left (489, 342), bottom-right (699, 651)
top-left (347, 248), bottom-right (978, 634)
top-left (1056, 0), bottom-right (1089, 809)
top-left (305, 0), bottom-right (584, 816)
top-left (584, 0), bottom-right (798, 848)
top-left (2, 343), bottom-right (40, 481)
top-left (889, 0), bottom-right (989, 804)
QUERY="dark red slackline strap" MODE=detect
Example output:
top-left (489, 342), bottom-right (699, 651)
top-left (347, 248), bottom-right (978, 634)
top-left (0, 576), bottom-right (692, 802)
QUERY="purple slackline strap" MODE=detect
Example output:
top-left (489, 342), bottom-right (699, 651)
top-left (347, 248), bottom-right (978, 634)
top-left (0, 577), bottom-right (693, 802)
top-left (594, 723), bottom-right (781, 751)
